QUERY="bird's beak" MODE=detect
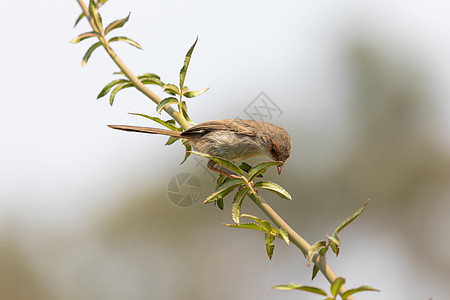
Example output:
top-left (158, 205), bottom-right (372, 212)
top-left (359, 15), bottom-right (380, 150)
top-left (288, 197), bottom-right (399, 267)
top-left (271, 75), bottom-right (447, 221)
top-left (277, 164), bottom-right (283, 175)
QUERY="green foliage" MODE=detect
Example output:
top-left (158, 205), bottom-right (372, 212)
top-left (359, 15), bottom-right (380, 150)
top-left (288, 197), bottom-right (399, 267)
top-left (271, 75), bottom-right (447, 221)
top-left (273, 277), bottom-right (379, 299)
top-left (72, 1), bottom-right (142, 67)
top-left (225, 214), bottom-right (290, 260)
top-left (307, 201), bottom-right (369, 278)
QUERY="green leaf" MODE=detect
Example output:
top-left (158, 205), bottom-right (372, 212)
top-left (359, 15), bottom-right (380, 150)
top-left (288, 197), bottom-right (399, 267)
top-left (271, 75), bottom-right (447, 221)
top-left (70, 31), bottom-right (101, 43)
top-left (108, 36), bottom-right (143, 49)
top-left (129, 113), bottom-right (180, 131)
top-left (97, 78), bottom-right (129, 99)
top-left (104, 12), bottom-right (130, 35)
top-left (81, 42), bottom-right (102, 66)
top-left (307, 240), bottom-right (327, 266)
top-left (328, 239), bottom-right (339, 257)
top-left (272, 284), bottom-right (327, 296)
top-left (109, 82), bottom-right (133, 105)
top-left (165, 136), bottom-right (179, 145)
top-left (156, 97), bottom-right (178, 114)
top-left (241, 214), bottom-right (272, 232)
top-left (265, 232), bottom-right (276, 260)
top-left (180, 101), bottom-right (195, 126)
top-left (181, 142), bottom-right (191, 165)
top-left (330, 277), bottom-right (346, 298)
top-left (216, 197), bottom-right (224, 210)
top-left (204, 179), bottom-right (245, 204)
top-left (189, 151), bottom-right (244, 176)
top-left (138, 73), bottom-right (161, 81)
top-left (163, 84), bottom-right (180, 96)
top-left (140, 74), bottom-right (164, 87)
top-left (224, 222), bottom-right (267, 233)
top-left (253, 181), bottom-right (291, 200)
top-left (183, 87), bottom-right (209, 98)
top-left (216, 174), bottom-right (227, 190)
top-left (74, 12), bottom-right (85, 28)
top-left (341, 286), bottom-right (380, 298)
top-left (327, 234), bottom-right (340, 253)
top-left (278, 227), bottom-right (289, 245)
top-left (311, 265), bottom-right (319, 280)
top-left (248, 161), bottom-right (283, 181)
top-left (179, 37), bottom-right (198, 90)
top-left (89, 0), bottom-right (103, 33)
top-left (335, 200), bottom-right (369, 234)
top-left (232, 188), bottom-right (249, 224)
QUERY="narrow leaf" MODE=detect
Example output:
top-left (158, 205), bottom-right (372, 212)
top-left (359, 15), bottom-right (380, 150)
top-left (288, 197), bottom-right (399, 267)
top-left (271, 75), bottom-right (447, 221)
top-left (180, 37), bottom-right (198, 90)
top-left (189, 151), bottom-right (244, 176)
top-left (307, 240), bottom-right (327, 266)
top-left (183, 87), bottom-right (209, 98)
top-left (278, 227), bottom-right (289, 245)
top-left (129, 113), bottom-right (180, 131)
top-left (163, 83), bottom-right (180, 96)
top-left (216, 174), bottom-right (227, 190)
top-left (224, 222), bottom-right (267, 233)
top-left (156, 97), bottom-right (178, 114)
top-left (265, 232), bottom-right (275, 260)
top-left (181, 142), bottom-right (191, 165)
top-left (335, 200), bottom-right (369, 234)
top-left (81, 42), bottom-right (102, 66)
top-left (97, 78), bottom-right (129, 99)
top-left (141, 78), bottom-right (164, 87)
top-left (216, 197), bottom-right (224, 210)
top-left (204, 180), bottom-right (244, 204)
top-left (109, 36), bottom-right (143, 49)
top-left (138, 73), bottom-right (161, 80)
top-left (253, 181), bottom-right (291, 200)
top-left (241, 214), bottom-right (272, 232)
top-left (330, 277), bottom-right (346, 298)
top-left (70, 31), bottom-right (100, 43)
top-left (341, 286), bottom-right (380, 299)
top-left (232, 188), bottom-right (249, 224)
top-left (311, 265), bottom-right (319, 280)
top-left (74, 12), bottom-right (85, 28)
top-left (165, 136), bottom-right (179, 145)
top-left (89, 0), bottom-right (103, 33)
top-left (109, 82), bottom-right (133, 105)
top-left (104, 12), bottom-right (130, 35)
top-left (272, 284), bottom-right (327, 296)
top-left (329, 240), bottom-right (340, 257)
top-left (180, 101), bottom-right (195, 126)
top-left (248, 161), bottom-right (283, 181)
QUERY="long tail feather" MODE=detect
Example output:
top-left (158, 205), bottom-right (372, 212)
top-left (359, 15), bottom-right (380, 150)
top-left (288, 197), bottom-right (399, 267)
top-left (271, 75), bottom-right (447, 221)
top-left (107, 125), bottom-right (182, 138)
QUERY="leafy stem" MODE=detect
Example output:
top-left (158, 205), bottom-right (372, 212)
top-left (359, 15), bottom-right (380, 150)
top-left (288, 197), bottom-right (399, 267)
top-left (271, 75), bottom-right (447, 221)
top-left (74, 0), bottom-right (190, 130)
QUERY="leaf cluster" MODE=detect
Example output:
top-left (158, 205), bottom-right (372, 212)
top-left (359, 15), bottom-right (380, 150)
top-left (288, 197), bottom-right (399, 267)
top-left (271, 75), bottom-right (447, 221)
top-left (71, 0), bottom-right (142, 66)
top-left (272, 277), bottom-right (379, 300)
top-left (307, 201), bottom-right (369, 280)
top-left (190, 151), bottom-right (292, 259)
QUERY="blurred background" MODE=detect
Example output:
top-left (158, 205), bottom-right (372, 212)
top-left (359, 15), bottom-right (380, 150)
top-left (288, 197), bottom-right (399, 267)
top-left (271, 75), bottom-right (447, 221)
top-left (1, 0), bottom-right (450, 299)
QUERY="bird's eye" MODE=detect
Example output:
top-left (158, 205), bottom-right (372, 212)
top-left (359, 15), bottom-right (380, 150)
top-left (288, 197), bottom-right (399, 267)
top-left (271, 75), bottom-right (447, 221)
top-left (270, 143), bottom-right (278, 156)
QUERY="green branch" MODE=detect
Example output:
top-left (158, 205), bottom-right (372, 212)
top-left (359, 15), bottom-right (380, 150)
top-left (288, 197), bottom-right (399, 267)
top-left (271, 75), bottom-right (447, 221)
top-left (248, 194), bottom-right (355, 300)
top-left (75, 0), bottom-right (190, 130)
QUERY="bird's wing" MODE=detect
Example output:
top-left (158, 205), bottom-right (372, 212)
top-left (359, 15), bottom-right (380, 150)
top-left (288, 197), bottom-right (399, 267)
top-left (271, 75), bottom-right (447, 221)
top-left (182, 119), bottom-right (258, 137)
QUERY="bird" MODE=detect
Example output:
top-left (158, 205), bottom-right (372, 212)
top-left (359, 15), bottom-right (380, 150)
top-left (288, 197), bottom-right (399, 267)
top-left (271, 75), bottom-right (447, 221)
top-left (108, 119), bottom-right (292, 177)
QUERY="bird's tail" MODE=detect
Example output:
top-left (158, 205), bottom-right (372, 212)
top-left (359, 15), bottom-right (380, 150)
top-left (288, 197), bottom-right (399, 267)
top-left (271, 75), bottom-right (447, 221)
top-left (107, 125), bottom-right (182, 138)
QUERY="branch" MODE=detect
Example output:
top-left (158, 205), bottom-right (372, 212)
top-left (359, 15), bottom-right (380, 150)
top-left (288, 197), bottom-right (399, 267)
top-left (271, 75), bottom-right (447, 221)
top-left (75, 0), bottom-right (190, 130)
top-left (249, 194), bottom-right (355, 300)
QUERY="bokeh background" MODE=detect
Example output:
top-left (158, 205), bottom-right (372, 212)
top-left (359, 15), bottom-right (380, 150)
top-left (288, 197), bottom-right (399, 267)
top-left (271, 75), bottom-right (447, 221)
top-left (2, 0), bottom-right (450, 299)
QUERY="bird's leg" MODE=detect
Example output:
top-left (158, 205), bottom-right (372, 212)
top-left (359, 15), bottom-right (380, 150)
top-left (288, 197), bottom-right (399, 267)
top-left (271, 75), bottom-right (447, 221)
top-left (208, 160), bottom-right (257, 194)
top-left (207, 161), bottom-right (240, 179)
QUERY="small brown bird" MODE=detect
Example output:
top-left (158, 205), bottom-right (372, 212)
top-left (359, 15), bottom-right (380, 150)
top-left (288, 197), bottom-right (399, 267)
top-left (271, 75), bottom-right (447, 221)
top-left (108, 119), bottom-right (292, 177)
